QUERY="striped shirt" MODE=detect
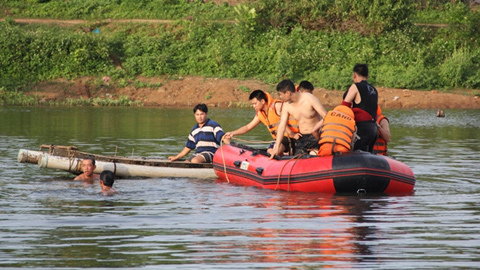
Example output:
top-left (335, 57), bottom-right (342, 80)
top-left (186, 119), bottom-right (225, 154)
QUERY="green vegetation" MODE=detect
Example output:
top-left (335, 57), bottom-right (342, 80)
top-left (0, 87), bottom-right (38, 106)
top-left (238, 85), bottom-right (251, 93)
top-left (1, 0), bottom-right (236, 20)
top-left (0, 87), bottom-right (143, 106)
top-left (1, 0), bottom-right (479, 104)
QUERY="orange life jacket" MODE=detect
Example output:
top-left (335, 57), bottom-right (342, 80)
top-left (318, 105), bottom-right (356, 156)
top-left (373, 115), bottom-right (388, 156)
top-left (257, 92), bottom-right (299, 139)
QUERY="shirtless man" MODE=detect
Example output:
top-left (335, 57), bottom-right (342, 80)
top-left (270, 79), bottom-right (327, 158)
top-left (73, 158), bottom-right (100, 184)
top-left (297, 80), bottom-right (314, 94)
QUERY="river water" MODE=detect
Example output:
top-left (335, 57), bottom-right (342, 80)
top-left (0, 106), bottom-right (479, 269)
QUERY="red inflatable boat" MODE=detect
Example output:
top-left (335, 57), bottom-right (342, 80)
top-left (213, 143), bottom-right (415, 194)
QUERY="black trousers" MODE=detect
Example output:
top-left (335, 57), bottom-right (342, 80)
top-left (354, 120), bottom-right (378, 153)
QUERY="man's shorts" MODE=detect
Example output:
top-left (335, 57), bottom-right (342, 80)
top-left (268, 137), bottom-right (296, 155)
top-left (295, 134), bottom-right (319, 155)
top-left (188, 151), bottom-right (214, 163)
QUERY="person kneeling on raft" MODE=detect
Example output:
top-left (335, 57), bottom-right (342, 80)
top-left (318, 105), bottom-right (356, 156)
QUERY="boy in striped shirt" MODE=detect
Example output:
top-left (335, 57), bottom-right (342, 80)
top-left (169, 103), bottom-right (225, 163)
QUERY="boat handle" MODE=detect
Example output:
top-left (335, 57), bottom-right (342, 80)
top-left (256, 167), bottom-right (264, 175)
top-left (234, 160), bottom-right (241, 168)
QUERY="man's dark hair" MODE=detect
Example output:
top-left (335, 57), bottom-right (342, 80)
top-left (84, 157), bottom-right (96, 166)
top-left (249, 89), bottom-right (267, 101)
top-left (100, 170), bottom-right (115, 187)
top-left (276, 79), bottom-right (296, 93)
top-left (193, 103), bottom-right (208, 113)
top-left (298, 81), bottom-right (314, 92)
top-left (353, 64), bottom-right (369, 77)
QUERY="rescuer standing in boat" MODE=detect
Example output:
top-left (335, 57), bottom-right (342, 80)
top-left (169, 103), bottom-right (226, 163)
top-left (341, 64), bottom-right (378, 153)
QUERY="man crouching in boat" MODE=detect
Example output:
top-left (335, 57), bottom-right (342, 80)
top-left (270, 79), bottom-right (327, 158)
top-left (224, 89), bottom-right (299, 156)
top-left (169, 103), bottom-right (226, 163)
top-left (74, 157), bottom-right (100, 184)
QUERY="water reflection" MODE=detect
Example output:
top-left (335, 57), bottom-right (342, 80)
top-left (203, 190), bottom-right (401, 267)
top-left (1, 107), bottom-right (480, 269)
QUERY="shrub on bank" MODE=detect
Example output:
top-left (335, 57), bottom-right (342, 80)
top-left (1, 0), bottom-right (236, 21)
top-left (0, 86), bottom-right (143, 106)
top-left (0, 0), bottom-right (479, 93)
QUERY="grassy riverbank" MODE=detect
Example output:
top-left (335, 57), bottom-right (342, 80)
top-left (1, 0), bottom-right (479, 99)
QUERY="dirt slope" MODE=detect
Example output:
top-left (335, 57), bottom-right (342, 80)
top-left (29, 76), bottom-right (480, 109)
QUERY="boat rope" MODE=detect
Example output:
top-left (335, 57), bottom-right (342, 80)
top-left (65, 147), bottom-right (82, 174)
top-left (67, 150), bottom-right (75, 172)
top-left (219, 137), bottom-right (272, 184)
top-left (275, 152), bottom-right (306, 191)
top-left (287, 154), bottom-right (305, 191)
top-left (219, 137), bottom-right (230, 183)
